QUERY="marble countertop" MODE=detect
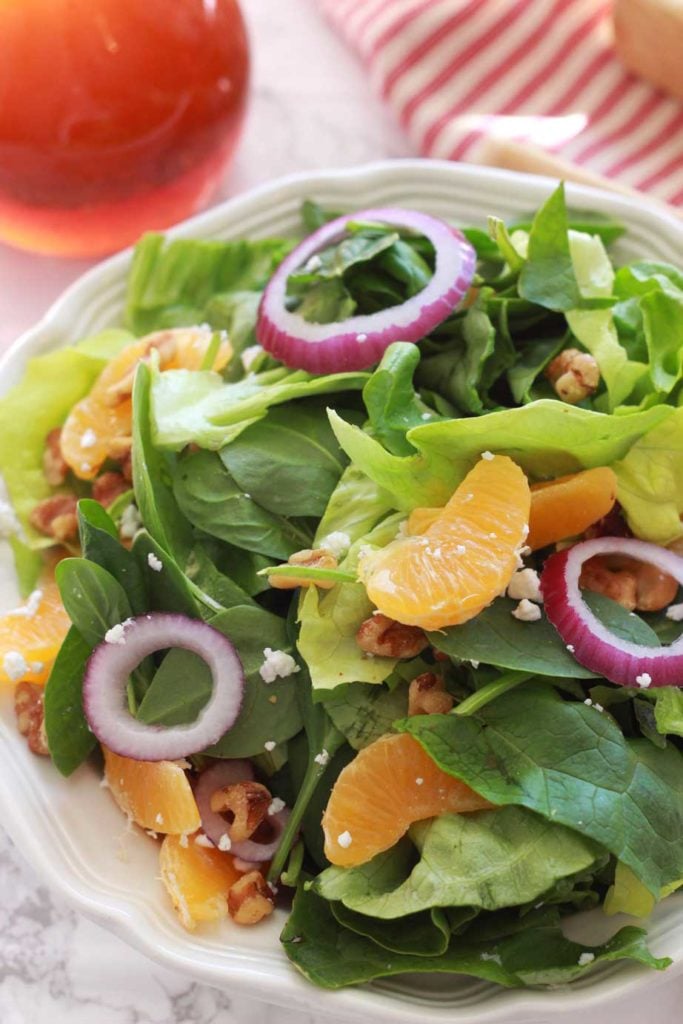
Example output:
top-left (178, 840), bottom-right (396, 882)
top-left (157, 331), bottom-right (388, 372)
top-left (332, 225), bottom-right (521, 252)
top-left (0, 2), bottom-right (681, 1021)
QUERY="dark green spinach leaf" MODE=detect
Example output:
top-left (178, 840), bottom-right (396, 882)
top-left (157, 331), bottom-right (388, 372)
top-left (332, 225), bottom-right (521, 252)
top-left (44, 627), bottom-right (96, 777)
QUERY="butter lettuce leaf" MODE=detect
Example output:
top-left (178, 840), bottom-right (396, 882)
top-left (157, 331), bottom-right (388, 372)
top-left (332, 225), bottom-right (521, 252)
top-left (0, 330), bottom-right (133, 543)
top-left (613, 406), bottom-right (683, 543)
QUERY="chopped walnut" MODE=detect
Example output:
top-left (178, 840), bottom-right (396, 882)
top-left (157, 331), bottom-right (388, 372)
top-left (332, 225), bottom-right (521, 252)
top-left (92, 471), bottom-right (130, 509)
top-left (29, 494), bottom-right (78, 541)
top-left (120, 451), bottom-right (133, 483)
top-left (580, 553), bottom-right (677, 613)
top-left (209, 780), bottom-right (271, 843)
top-left (268, 548), bottom-right (338, 590)
top-left (228, 870), bottom-right (275, 925)
top-left (545, 348), bottom-right (600, 404)
top-left (104, 332), bottom-right (178, 406)
top-left (356, 613), bottom-right (428, 659)
top-left (408, 672), bottom-right (454, 716)
top-left (43, 427), bottom-right (68, 486)
top-left (14, 682), bottom-right (49, 756)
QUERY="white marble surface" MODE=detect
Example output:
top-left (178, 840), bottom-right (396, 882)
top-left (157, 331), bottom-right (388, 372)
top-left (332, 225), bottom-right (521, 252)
top-left (0, 1), bottom-right (681, 1021)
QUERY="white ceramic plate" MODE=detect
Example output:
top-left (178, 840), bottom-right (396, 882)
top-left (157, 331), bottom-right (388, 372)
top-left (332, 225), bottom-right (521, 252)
top-left (1, 160), bottom-right (681, 1023)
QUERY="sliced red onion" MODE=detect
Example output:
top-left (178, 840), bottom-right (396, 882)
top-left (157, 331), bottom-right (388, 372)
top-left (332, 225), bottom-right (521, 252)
top-left (256, 207), bottom-right (476, 372)
top-left (541, 537), bottom-right (683, 688)
top-left (230, 808), bottom-right (291, 863)
top-left (195, 759), bottom-right (255, 847)
top-left (84, 614), bottom-right (244, 761)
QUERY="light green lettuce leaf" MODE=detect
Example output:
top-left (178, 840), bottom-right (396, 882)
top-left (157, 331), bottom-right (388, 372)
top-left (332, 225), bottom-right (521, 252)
top-left (329, 401), bottom-right (671, 511)
top-left (314, 806), bottom-right (601, 918)
top-left (613, 406), bottom-right (683, 543)
top-left (151, 366), bottom-right (369, 450)
top-left (641, 290), bottom-right (683, 396)
top-left (653, 686), bottom-right (683, 738)
top-left (0, 330), bottom-right (134, 542)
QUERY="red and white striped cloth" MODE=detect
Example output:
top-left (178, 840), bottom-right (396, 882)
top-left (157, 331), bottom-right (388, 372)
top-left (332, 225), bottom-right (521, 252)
top-left (320, 0), bottom-right (683, 206)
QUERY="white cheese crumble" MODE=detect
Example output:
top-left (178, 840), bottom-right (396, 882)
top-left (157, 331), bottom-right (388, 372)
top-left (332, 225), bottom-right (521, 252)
top-left (104, 623), bottom-right (127, 645)
top-left (415, 777), bottom-right (424, 786)
top-left (481, 450), bottom-right (494, 461)
top-left (584, 698), bottom-right (593, 706)
top-left (469, 659), bottom-right (480, 669)
top-left (507, 568), bottom-right (542, 603)
top-left (194, 834), bottom-right (214, 848)
top-left (147, 552), bottom-right (163, 572)
top-left (356, 333), bottom-right (368, 343)
top-left (3, 651), bottom-right (29, 682)
top-left (7, 589), bottom-right (43, 619)
top-left (455, 544), bottom-right (467, 555)
top-left (511, 599), bottom-right (542, 622)
top-left (264, 740), bottom-right (276, 752)
top-left (313, 749), bottom-right (330, 767)
top-left (578, 952), bottom-right (595, 967)
top-left (566, 644), bottom-right (575, 653)
top-left (337, 830), bottom-right (353, 849)
top-left (268, 797), bottom-right (286, 816)
top-left (320, 531), bottom-right (351, 559)
top-left (665, 602), bottom-right (683, 621)
top-left (635, 672), bottom-right (652, 689)
top-left (240, 344), bottom-right (264, 372)
top-left (259, 647), bottom-right (301, 683)
top-left (218, 833), bottom-right (232, 852)
top-left (420, 412), bottom-right (431, 420)
top-left (119, 504), bottom-right (142, 540)
top-left (155, 813), bottom-right (164, 826)
top-left (0, 499), bottom-right (20, 538)
top-left (80, 428), bottom-right (97, 449)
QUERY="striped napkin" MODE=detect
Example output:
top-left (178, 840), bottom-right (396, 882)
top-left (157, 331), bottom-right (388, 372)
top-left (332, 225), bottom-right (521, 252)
top-left (320, 0), bottom-right (683, 206)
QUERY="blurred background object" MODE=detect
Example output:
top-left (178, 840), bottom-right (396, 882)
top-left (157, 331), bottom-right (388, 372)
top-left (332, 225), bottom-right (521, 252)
top-left (0, 0), bottom-right (249, 257)
top-left (613, 0), bottom-right (683, 101)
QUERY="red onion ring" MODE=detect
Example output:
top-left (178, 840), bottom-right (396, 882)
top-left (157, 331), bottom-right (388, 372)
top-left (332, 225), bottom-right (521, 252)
top-left (256, 207), bottom-right (476, 373)
top-left (194, 759), bottom-right (255, 847)
top-left (230, 808), bottom-right (291, 863)
top-left (541, 537), bottom-right (683, 688)
top-left (84, 614), bottom-right (244, 761)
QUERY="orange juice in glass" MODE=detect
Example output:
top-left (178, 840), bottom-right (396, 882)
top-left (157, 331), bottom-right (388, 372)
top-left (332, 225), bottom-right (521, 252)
top-left (0, 0), bottom-right (249, 257)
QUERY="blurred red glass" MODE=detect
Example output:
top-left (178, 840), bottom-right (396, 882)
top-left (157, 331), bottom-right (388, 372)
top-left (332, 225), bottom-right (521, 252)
top-left (0, 0), bottom-right (249, 257)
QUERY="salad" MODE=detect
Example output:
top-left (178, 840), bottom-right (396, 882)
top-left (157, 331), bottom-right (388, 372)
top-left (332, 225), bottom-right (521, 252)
top-left (0, 184), bottom-right (682, 992)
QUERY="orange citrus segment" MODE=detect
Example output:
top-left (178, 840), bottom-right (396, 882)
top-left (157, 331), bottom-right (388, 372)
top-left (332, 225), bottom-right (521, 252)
top-left (0, 576), bottom-right (70, 686)
top-left (527, 467), bottom-right (617, 551)
top-left (322, 732), bottom-right (493, 867)
top-left (359, 454), bottom-right (530, 631)
top-left (103, 748), bottom-right (201, 835)
top-left (160, 832), bottom-right (242, 930)
top-left (60, 327), bottom-right (231, 479)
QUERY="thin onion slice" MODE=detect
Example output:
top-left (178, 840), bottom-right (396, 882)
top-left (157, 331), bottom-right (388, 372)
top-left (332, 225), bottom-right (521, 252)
top-left (256, 207), bottom-right (476, 372)
top-left (541, 537), bottom-right (683, 688)
top-left (84, 614), bottom-right (244, 761)
top-left (194, 759), bottom-right (255, 847)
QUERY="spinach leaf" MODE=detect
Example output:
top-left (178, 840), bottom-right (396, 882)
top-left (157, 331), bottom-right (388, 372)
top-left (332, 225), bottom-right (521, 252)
top-left (417, 305), bottom-right (502, 415)
top-left (44, 627), bottom-right (96, 777)
top-left (173, 449), bottom-right (312, 559)
top-left (136, 605), bottom-right (303, 757)
top-left (315, 807), bottom-right (600, 917)
top-left (323, 681), bottom-right (408, 750)
top-left (518, 184), bottom-right (582, 312)
top-left (55, 558), bottom-right (132, 649)
top-left (220, 402), bottom-right (346, 517)
top-left (331, 903), bottom-right (451, 957)
top-left (293, 278), bottom-right (356, 324)
top-left (506, 335), bottom-right (565, 404)
top-left (132, 362), bottom-right (193, 563)
top-left (78, 500), bottom-right (148, 615)
top-left (430, 597), bottom-right (596, 678)
top-left (185, 541), bottom-right (259, 605)
top-left (399, 686), bottom-right (683, 895)
top-left (131, 531), bottom-right (201, 618)
top-left (362, 343), bottom-right (439, 456)
top-left (287, 231), bottom-right (399, 292)
top-left (281, 887), bottom-right (668, 989)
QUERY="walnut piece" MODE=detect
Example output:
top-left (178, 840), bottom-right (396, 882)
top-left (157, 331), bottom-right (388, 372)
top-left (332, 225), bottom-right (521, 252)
top-left (356, 613), bottom-right (428, 659)
top-left (104, 332), bottom-right (178, 406)
top-left (408, 672), bottom-right (454, 716)
top-left (545, 348), bottom-right (600, 404)
top-left (580, 553), bottom-right (677, 613)
top-left (92, 471), bottom-right (130, 509)
top-left (268, 548), bottom-right (338, 590)
top-left (29, 494), bottom-right (78, 541)
top-left (14, 682), bottom-right (49, 756)
top-left (209, 780), bottom-right (271, 843)
top-left (227, 870), bottom-right (275, 925)
top-left (43, 427), bottom-right (68, 486)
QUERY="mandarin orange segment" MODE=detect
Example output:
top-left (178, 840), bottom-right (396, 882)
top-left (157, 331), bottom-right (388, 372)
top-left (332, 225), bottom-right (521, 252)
top-left (160, 833), bottom-right (242, 930)
top-left (103, 748), bottom-right (201, 835)
top-left (60, 327), bottom-right (231, 479)
top-left (359, 454), bottom-right (530, 631)
top-left (0, 576), bottom-right (70, 686)
top-left (527, 467), bottom-right (617, 551)
top-left (322, 732), bottom-right (492, 867)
